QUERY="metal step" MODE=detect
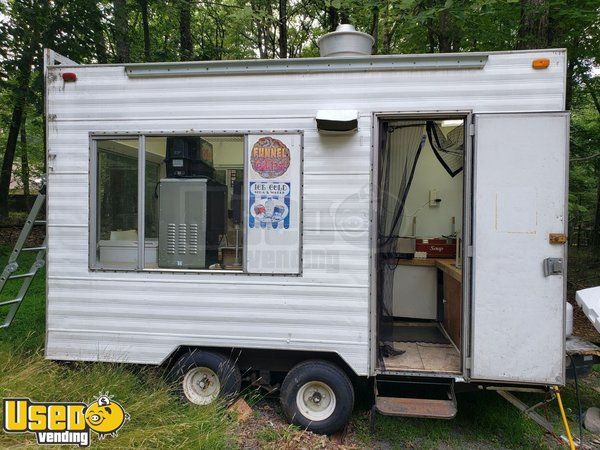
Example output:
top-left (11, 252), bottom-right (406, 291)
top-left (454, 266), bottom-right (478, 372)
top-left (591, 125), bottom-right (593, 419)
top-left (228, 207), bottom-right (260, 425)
top-left (375, 396), bottom-right (457, 419)
top-left (8, 272), bottom-right (36, 280)
top-left (0, 298), bottom-right (22, 307)
top-left (22, 246), bottom-right (47, 252)
top-left (373, 376), bottom-right (457, 419)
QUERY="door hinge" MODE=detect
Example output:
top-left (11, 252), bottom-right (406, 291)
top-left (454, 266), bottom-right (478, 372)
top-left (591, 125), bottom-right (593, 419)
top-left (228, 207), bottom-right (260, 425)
top-left (467, 245), bottom-right (473, 257)
top-left (465, 357), bottom-right (472, 369)
top-left (469, 122), bottom-right (476, 136)
top-left (543, 258), bottom-right (563, 276)
top-left (48, 153), bottom-right (57, 172)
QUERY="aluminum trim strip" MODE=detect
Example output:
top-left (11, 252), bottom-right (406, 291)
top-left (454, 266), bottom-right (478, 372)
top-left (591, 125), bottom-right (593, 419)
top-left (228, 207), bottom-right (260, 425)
top-left (124, 54), bottom-right (489, 78)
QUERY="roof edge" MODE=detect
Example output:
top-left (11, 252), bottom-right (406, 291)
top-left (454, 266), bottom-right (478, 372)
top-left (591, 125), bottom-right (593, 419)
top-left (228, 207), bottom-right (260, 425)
top-left (45, 48), bottom-right (567, 74)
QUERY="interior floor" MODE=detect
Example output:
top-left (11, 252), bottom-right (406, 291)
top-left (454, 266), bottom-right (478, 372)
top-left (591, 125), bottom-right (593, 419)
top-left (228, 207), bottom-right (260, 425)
top-left (382, 322), bottom-right (461, 374)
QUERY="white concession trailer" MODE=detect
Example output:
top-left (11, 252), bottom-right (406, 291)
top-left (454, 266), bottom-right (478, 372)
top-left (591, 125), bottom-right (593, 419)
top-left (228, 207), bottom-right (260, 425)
top-left (44, 31), bottom-right (573, 433)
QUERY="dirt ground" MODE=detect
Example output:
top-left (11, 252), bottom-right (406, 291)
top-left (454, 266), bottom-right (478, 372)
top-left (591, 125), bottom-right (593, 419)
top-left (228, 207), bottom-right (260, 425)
top-left (233, 390), bottom-right (600, 450)
top-left (0, 224), bottom-right (45, 247)
top-left (568, 247), bottom-right (600, 344)
top-left (234, 396), bottom-right (385, 450)
top-left (572, 300), bottom-right (599, 344)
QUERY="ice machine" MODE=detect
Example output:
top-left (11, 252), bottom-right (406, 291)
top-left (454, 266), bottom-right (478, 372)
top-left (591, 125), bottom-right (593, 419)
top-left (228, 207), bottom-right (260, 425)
top-left (158, 178), bottom-right (226, 269)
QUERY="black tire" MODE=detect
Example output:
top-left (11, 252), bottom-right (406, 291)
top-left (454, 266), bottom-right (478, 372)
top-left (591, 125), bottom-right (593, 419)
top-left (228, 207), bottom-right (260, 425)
top-left (167, 350), bottom-right (241, 405)
top-left (280, 360), bottom-right (354, 435)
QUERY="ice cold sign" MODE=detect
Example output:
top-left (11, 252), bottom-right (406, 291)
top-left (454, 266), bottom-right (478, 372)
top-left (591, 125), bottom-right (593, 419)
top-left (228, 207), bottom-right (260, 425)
top-left (249, 182), bottom-right (291, 230)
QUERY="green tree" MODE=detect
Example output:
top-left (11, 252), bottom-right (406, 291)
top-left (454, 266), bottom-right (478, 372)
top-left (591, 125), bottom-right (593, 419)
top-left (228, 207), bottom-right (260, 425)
top-left (0, 0), bottom-right (49, 219)
top-left (0, 0), bottom-right (598, 239)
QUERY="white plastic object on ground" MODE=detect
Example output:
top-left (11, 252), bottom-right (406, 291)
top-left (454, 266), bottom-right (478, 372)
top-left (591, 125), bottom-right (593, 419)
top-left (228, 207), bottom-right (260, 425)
top-left (575, 286), bottom-right (600, 334)
top-left (565, 302), bottom-right (573, 337)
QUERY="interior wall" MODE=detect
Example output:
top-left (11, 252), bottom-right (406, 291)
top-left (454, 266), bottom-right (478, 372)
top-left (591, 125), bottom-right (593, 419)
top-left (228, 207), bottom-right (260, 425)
top-left (205, 137), bottom-right (243, 167)
top-left (120, 136), bottom-right (244, 167)
top-left (398, 139), bottom-right (463, 238)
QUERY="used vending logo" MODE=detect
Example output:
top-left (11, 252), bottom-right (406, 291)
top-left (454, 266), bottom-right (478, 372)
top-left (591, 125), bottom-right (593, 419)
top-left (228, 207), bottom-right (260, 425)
top-left (3, 394), bottom-right (129, 447)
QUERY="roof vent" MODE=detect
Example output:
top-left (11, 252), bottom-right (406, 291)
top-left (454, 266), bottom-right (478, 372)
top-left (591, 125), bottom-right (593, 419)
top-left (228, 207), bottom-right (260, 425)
top-left (317, 24), bottom-right (375, 58)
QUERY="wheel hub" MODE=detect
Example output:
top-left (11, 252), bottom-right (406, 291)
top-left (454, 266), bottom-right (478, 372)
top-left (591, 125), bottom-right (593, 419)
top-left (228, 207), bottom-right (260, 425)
top-left (296, 381), bottom-right (337, 421)
top-left (197, 375), bottom-right (210, 390)
top-left (182, 367), bottom-right (221, 405)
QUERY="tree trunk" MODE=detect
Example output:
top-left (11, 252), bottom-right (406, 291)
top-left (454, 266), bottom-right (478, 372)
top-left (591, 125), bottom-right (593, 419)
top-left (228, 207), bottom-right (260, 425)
top-left (582, 79), bottom-right (600, 248)
top-left (437, 9), bottom-right (453, 53)
top-left (179, 0), bottom-right (193, 61)
top-left (139, 0), bottom-right (151, 61)
top-left (0, 108), bottom-right (24, 219)
top-left (113, 0), bottom-right (130, 62)
top-left (516, 0), bottom-right (549, 49)
top-left (250, 1), bottom-right (268, 59)
top-left (583, 78), bottom-right (600, 116)
top-left (339, 8), bottom-right (349, 25)
top-left (278, 0), bottom-right (288, 58)
top-left (0, 52), bottom-right (33, 219)
top-left (92, 1), bottom-right (109, 63)
top-left (328, 6), bottom-right (339, 32)
top-left (381, 14), bottom-right (398, 55)
top-left (370, 2), bottom-right (379, 55)
top-left (20, 114), bottom-right (31, 209)
top-left (426, 19), bottom-right (436, 53)
top-left (593, 170), bottom-right (600, 248)
top-left (565, 58), bottom-right (575, 110)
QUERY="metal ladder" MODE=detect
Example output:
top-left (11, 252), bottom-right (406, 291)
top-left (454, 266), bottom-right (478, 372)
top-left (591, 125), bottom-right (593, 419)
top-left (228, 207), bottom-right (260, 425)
top-left (0, 184), bottom-right (47, 329)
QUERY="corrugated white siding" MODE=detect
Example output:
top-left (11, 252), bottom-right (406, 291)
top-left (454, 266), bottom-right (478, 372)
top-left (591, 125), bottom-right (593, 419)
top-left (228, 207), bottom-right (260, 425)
top-left (45, 50), bottom-right (565, 376)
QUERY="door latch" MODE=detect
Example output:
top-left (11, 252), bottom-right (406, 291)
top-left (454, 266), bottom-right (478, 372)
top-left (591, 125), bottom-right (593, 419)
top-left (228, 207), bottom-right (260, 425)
top-left (543, 258), bottom-right (563, 276)
top-left (549, 233), bottom-right (567, 244)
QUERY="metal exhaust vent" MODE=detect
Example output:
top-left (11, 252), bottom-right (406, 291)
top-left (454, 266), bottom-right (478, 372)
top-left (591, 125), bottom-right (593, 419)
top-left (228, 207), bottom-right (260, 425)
top-left (317, 24), bottom-right (375, 58)
top-left (316, 110), bottom-right (358, 134)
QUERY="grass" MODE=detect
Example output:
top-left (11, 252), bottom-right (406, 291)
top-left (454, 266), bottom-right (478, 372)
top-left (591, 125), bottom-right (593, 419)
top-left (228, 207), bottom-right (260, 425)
top-left (0, 245), bottom-right (235, 449)
top-left (255, 424), bottom-right (303, 444)
top-left (351, 392), bottom-right (555, 449)
top-left (1, 243), bottom-right (600, 449)
top-left (353, 381), bottom-right (600, 449)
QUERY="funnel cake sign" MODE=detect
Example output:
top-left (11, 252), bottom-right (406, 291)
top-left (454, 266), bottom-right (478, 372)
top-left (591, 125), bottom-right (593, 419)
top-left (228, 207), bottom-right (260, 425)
top-left (250, 137), bottom-right (291, 179)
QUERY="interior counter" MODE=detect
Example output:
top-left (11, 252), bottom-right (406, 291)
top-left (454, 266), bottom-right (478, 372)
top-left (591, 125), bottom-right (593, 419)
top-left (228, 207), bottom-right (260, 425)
top-left (393, 258), bottom-right (462, 282)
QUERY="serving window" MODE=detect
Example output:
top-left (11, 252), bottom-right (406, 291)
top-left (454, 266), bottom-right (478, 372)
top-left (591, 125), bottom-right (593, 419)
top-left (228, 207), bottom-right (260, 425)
top-left (90, 133), bottom-right (301, 274)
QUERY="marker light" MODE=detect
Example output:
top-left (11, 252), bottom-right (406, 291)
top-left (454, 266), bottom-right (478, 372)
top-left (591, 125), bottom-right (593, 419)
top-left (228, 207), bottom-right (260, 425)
top-left (62, 72), bottom-right (77, 82)
top-left (532, 58), bottom-right (550, 70)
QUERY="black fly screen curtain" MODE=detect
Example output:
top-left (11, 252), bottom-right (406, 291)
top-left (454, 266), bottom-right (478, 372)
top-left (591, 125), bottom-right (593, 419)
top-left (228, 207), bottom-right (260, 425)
top-left (376, 120), bottom-right (464, 361)
top-left (426, 120), bottom-right (464, 177)
top-left (377, 121), bottom-right (427, 358)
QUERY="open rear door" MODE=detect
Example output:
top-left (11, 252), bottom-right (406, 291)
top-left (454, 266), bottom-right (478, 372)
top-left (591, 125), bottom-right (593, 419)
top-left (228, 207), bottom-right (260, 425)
top-left (470, 113), bottom-right (568, 384)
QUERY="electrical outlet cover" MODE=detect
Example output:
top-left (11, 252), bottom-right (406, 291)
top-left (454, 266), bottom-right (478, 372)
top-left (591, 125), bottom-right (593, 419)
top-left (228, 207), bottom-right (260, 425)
top-left (429, 189), bottom-right (439, 206)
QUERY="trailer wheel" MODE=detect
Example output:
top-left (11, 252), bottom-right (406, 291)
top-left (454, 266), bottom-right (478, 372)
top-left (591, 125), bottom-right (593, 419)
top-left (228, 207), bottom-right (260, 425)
top-left (280, 360), bottom-right (354, 435)
top-left (167, 350), bottom-right (241, 406)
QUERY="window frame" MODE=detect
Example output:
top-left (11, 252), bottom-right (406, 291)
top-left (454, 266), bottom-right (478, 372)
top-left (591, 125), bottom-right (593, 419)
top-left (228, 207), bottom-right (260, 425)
top-left (89, 130), bottom-right (303, 275)
top-left (89, 135), bottom-right (143, 271)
